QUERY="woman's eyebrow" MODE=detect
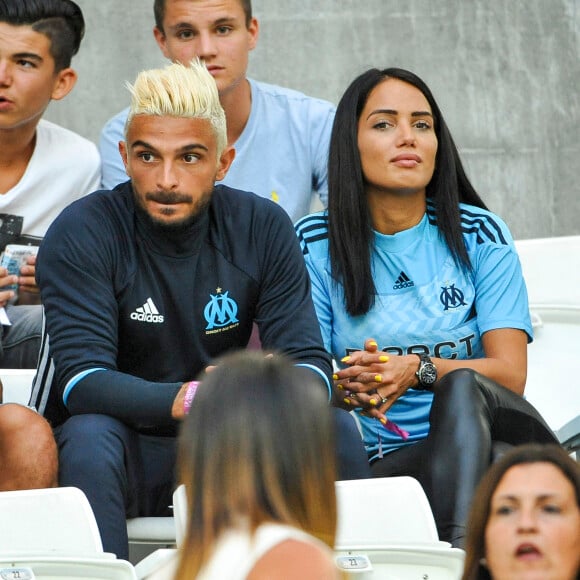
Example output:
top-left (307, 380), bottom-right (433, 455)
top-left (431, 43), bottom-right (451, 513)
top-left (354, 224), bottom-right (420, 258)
top-left (366, 109), bottom-right (433, 120)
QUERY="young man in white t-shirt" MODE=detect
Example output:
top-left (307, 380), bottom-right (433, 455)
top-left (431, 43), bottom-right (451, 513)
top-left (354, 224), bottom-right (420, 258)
top-left (0, 0), bottom-right (100, 369)
top-left (0, 0), bottom-right (100, 492)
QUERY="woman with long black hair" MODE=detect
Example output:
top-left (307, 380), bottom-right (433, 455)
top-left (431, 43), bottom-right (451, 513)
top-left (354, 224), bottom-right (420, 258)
top-left (296, 67), bottom-right (558, 548)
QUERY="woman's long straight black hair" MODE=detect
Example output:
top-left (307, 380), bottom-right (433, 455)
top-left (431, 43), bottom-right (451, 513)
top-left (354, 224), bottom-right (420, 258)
top-left (328, 67), bottom-right (487, 316)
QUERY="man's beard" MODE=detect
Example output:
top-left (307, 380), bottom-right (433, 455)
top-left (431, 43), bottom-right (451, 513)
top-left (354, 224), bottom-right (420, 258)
top-left (134, 188), bottom-right (212, 232)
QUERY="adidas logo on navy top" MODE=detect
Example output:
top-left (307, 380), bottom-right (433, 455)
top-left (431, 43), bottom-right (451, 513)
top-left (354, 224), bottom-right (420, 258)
top-left (393, 271), bottom-right (415, 290)
top-left (130, 297), bottom-right (164, 323)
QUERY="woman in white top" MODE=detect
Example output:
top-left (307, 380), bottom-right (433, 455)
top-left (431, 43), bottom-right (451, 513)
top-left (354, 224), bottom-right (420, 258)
top-left (151, 350), bottom-right (339, 579)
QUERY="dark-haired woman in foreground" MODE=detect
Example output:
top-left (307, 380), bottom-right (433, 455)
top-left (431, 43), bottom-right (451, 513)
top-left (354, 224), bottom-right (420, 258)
top-left (296, 67), bottom-right (558, 547)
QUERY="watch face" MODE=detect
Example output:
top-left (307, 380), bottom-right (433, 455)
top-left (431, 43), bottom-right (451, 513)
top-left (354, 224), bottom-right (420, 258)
top-left (419, 363), bottom-right (437, 385)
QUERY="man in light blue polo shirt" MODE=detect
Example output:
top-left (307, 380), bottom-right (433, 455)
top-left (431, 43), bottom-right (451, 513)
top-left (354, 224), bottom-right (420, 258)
top-left (99, 0), bottom-right (335, 223)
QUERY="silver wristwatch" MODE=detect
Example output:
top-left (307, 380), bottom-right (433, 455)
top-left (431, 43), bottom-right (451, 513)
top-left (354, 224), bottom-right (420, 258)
top-left (414, 353), bottom-right (437, 390)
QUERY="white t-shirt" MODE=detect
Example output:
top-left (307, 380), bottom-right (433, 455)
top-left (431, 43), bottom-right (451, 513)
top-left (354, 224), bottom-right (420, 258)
top-left (0, 119), bottom-right (101, 250)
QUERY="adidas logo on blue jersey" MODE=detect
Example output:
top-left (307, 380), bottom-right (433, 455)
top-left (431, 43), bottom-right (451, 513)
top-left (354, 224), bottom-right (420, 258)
top-left (393, 271), bottom-right (415, 290)
top-left (130, 297), bottom-right (164, 323)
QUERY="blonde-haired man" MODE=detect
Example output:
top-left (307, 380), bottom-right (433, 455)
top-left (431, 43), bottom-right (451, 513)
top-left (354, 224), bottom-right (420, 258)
top-left (33, 61), bottom-right (369, 559)
top-left (123, 59), bottom-right (227, 157)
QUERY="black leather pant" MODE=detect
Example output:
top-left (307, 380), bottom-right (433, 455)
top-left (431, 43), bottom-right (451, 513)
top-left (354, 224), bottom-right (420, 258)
top-left (370, 368), bottom-right (558, 547)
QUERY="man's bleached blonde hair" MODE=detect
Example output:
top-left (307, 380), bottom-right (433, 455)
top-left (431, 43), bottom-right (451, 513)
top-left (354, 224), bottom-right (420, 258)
top-left (124, 59), bottom-right (227, 156)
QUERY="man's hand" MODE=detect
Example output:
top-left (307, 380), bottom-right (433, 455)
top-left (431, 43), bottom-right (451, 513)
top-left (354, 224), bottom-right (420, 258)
top-left (0, 266), bottom-right (17, 308)
top-left (17, 255), bottom-right (41, 305)
top-left (18, 254), bottom-right (38, 291)
top-left (171, 366), bottom-right (216, 419)
top-left (171, 382), bottom-right (190, 420)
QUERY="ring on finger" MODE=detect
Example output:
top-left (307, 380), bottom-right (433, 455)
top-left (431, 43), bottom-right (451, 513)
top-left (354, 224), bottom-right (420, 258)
top-left (380, 395), bottom-right (389, 404)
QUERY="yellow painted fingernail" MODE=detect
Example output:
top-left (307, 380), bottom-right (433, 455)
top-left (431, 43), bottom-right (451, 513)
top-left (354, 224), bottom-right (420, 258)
top-left (341, 356), bottom-right (351, 363)
top-left (369, 398), bottom-right (377, 406)
top-left (379, 355), bottom-right (389, 362)
top-left (343, 398), bottom-right (351, 405)
top-left (337, 383), bottom-right (344, 390)
top-left (332, 374), bottom-right (339, 380)
top-left (379, 418), bottom-right (387, 425)
top-left (369, 341), bottom-right (377, 348)
top-left (374, 375), bottom-right (382, 382)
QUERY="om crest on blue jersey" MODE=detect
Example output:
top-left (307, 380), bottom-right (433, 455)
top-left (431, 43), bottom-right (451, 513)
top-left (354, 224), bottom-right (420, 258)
top-left (439, 283), bottom-right (467, 311)
top-left (204, 289), bottom-right (239, 330)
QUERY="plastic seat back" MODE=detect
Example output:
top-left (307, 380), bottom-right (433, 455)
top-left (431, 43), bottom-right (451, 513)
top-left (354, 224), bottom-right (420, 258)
top-left (335, 476), bottom-right (443, 549)
top-left (0, 487), bottom-right (103, 557)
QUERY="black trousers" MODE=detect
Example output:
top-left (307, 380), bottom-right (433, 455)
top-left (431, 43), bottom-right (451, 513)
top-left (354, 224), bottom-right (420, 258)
top-left (370, 368), bottom-right (558, 547)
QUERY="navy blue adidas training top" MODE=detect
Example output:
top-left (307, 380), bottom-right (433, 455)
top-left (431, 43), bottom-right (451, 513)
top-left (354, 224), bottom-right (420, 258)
top-left (35, 182), bottom-right (332, 429)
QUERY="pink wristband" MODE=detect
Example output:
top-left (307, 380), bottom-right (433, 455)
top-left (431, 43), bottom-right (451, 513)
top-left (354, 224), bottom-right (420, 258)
top-left (183, 381), bottom-right (200, 414)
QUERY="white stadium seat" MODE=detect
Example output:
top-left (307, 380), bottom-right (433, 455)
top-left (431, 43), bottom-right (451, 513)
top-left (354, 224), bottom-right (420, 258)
top-left (0, 487), bottom-right (137, 579)
top-left (515, 235), bottom-right (580, 456)
top-left (334, 477), bottom-right (464, 579)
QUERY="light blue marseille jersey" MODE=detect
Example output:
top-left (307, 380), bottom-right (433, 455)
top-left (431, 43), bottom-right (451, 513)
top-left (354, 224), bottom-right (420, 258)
top-left (296, 203), bottom-right (532, 460)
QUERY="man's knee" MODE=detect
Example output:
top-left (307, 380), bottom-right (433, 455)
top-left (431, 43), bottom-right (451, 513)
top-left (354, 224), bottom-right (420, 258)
top-left (57, 414), bottom-right (133, 477)
top-left (333, 407), bottom-right (362, 437)
top-left (3, 305), bottom-right (43, 338)
top-left (0, 403), bottom-right (57, 490)
top-left (0, 305), bottom-right (43, 369)
top-left (0, 403), bottom-right (55, 452)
